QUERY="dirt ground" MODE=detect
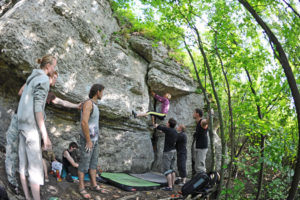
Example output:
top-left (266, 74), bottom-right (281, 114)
top-left (0, 150), bottom-right (183, 200)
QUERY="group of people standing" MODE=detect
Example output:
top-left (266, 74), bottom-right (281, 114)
top-left (154, 109), bottom-right (210, 192)
top-left (132, 91), bottom-right (210, 192)
top-left (5, 54), bottom-right (210, 200)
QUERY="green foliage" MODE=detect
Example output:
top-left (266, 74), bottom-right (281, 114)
top-left (265, 178), bottom-right (288, 200)
top-left (110, 0), bottom-right (186, 62)
top-left (263, 166), bottom-right (293, 200)
top-left (221, 179), bottom-right (246, 199)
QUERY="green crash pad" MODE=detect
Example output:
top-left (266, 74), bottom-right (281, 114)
top-left (100, 172), bottom-right (161, 191)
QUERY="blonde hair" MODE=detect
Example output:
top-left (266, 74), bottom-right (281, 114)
top-left (165, 93), bottom-right (171, 100)
top-left (37, 55), bottom-right (56, 69)
top-left (180, 124), bottom-right (186, 132)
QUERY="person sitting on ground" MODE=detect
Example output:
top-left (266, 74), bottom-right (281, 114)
top-left (175, 124), bottom-right (187, 186)
top-left (132, 91), bottom-right (171, 126)
top-left (154, 118), bottom-right (178, 191)
top-left (63, 142), bottom-right (79, 181)
top-left (42, 140), bottom-right (60, 183)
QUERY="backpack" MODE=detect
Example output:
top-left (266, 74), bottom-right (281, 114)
top-left (181, 171), bottom-right (220, 197)
top-left (181, 172), bottom-right (210, 197)
top-left (0, 185), bottom-right (9, 200)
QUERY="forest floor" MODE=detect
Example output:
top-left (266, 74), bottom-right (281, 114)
top-left (0, 150), bottom-right (183, 200)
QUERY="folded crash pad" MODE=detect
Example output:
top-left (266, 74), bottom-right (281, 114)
top-left (129, 172), bottom-right (167, 186)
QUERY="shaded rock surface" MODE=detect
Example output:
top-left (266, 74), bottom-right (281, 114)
top-left (0, 0), bottom-right (221, 175)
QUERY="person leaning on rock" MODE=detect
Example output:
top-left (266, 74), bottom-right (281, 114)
top-left (19, 71), bottom-right (81, 109)
top-left (192, 108), bottom-right (212, 176)
top-left (154, 118), bottom-right (178, 191)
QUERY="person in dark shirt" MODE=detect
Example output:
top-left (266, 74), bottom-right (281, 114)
top-left (63, 142), bottom-right (79, 179)
top-left (175, 124), bottom-right (187, 185)
top-left (192, 108), bottom-right (211, 176)
top-left (154, 118), bottom-right (178, 191)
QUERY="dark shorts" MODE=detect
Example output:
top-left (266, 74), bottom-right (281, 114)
top-left (78, 137), bottom-right (99, 173)
top-left (177, 153), bottom-right (187, 178)
top-left (66, 165), bottom-right (78, 176)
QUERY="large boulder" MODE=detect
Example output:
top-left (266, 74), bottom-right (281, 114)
top-left (129, 35), bottom-right (168, 63)
top-left (147, 61), bottom-right (196, 96)
top-left (0, 0), bottom-right (221, 174)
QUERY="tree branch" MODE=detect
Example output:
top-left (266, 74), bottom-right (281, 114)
top-left (282, 0), bottom-right (300, 18)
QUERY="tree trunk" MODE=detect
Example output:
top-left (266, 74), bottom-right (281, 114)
top-left (192, 25), bottom-right (226, 199)
top-left (182, 20), bottom-right (216, 173)
top-left (183, 39), bottom-right (214, 174)
top-left (245, 68), bottom-right (265, 200)
top-left (180, 7), bottom-right (216, 176)
top-left (238, 1), bottom-right (300, 199)
top-left (215, 34), bottom-right (234, 200)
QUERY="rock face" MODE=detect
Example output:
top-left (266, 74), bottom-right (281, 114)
top-left (0, 0), bottom-right (221, 174)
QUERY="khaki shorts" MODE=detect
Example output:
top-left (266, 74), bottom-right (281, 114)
top-left (19, 129), bottom-right (44, 185)
top-left (162, 150), bottom-right (176, 175)
top-left (192, 143), bottom-right (208, 174)
top-left (78, 136), bottom-right (99, 173)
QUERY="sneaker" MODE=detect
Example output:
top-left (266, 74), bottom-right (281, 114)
top-left (175, 178), bottom-right (181, 185)
top-left (132, 110), bottom-right (137, 118)
top-left (161, 187), bottom-right (173, 191)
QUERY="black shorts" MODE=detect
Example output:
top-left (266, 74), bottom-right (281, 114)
top-left (147, 111), bottom-right (166, 120)
top-left (177, 153), bottom-right (187, 178)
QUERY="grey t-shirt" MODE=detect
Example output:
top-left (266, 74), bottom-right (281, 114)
top-left (80, 101), bottom-right (99, 142)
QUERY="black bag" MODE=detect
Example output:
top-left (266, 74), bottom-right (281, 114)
top-left (181, 172), bottom-right (210, 197)
top-left (0, 185), bottom-right (9, 200)
top-left (207, 171), bottom-right (220, 188)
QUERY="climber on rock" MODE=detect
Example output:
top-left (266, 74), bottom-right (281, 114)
top-left (132, 91), bottom-right (171, 126)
